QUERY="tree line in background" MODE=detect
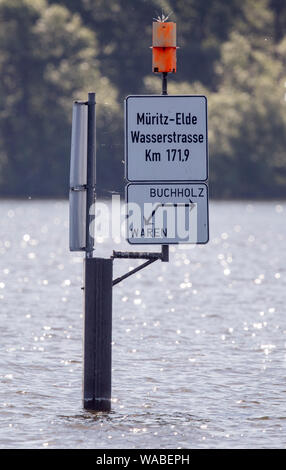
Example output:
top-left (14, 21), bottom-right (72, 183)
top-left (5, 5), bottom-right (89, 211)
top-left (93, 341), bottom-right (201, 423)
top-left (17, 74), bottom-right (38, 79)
top-left (0, 0), bottom-right (286, 199)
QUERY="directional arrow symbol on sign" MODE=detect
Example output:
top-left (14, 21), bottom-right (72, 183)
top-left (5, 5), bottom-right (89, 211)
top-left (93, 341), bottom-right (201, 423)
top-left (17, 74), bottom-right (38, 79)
top-left (143, 201), bottom-right (197, 225)
top-left (143, 204), bottom-right (161, 225)
top-left (126, 183), bottom-right (209, 244)
top-left (189, 200), bottom-right (196, 211)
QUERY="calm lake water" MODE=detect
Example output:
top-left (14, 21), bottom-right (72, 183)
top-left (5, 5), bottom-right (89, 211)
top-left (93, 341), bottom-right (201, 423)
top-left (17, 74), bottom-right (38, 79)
top-left (0, 199), bottom-right (286, 449)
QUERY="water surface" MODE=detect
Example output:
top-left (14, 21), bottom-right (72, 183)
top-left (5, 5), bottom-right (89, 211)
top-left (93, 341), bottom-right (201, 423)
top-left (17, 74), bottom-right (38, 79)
top-left (0, 200), bottom-right (285, 449)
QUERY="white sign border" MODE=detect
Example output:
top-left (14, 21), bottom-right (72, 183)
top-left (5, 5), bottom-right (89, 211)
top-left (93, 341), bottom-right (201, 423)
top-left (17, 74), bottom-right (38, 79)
top-left (124, 94), bottom-right (209, 183)
top-left (125, 182), bottom-right (209, 245)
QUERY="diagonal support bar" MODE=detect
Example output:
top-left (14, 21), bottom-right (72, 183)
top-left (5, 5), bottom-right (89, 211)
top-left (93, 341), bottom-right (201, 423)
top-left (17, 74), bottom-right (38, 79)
top-left (112, 258), bottom-right (158, 286)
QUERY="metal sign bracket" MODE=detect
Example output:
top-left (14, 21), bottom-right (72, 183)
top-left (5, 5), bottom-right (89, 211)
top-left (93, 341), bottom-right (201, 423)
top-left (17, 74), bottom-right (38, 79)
top-left (112, 243), bottom-right (169, 286)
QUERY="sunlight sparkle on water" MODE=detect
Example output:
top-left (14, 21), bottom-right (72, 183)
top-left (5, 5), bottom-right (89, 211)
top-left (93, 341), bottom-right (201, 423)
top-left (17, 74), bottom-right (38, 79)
top-left (1, 199), bottom-right (286, 449)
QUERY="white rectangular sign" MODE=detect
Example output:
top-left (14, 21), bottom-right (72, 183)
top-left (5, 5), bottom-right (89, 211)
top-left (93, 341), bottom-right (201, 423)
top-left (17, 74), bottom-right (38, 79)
top-left (125, 95), bottom-right (208, 182)
top-left (126, 183), bottom-right (209, 244)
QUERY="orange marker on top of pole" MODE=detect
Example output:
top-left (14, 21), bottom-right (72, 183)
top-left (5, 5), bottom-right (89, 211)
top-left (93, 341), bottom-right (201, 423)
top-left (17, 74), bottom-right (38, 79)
top-left (152, 19), bottom-right (176, 73)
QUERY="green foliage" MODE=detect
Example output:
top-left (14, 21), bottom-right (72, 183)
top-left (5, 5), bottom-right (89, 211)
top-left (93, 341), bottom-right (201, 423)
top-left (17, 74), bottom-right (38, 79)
top-left (209, 26), bottom-right (286, 198)
top-left (0, 0), bottom-right (286, 198)
top-left (0, 0), bottom-right (119, 196)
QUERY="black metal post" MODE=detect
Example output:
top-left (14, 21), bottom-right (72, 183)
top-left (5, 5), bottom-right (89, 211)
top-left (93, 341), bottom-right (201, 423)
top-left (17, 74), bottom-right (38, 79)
top-left (83, 257), bottom-right (113, 411)
top-left (83, 92), bottom-right (113, 412)
top-left (162, 73), bottom-right (169, 262)
top-left (162, 72), bottom-right (168, 96)
top-left (85, 92), bottom-right (96, 258)
top-left (161, 244), bottom-right (169, 262)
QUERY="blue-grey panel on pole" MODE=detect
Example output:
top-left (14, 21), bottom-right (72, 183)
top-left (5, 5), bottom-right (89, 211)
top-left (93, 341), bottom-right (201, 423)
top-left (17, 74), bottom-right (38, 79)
top-left (69, 190), bottom-right (86, 251)
top-left (69, 101), bottom-right (88, 251)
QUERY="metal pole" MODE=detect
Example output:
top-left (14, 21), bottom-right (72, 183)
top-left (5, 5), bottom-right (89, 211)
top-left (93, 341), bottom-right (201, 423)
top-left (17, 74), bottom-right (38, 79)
top-left (161, 245), bottom-right (169, 262)
top-left (162, 73), bottom-right (169, 262)
top-left (83, 92), bottom-right (113, 412)
top-left (83, 257), bottom-right (113, 411)
top-left (162, 72), bottom-right (168, 96)
top-left (85, 92), bottom-right (96, 258)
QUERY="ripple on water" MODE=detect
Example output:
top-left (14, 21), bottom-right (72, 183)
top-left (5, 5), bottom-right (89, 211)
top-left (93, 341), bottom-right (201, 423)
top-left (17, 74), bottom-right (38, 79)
top-left (0, 200), bottom-right (286, 448)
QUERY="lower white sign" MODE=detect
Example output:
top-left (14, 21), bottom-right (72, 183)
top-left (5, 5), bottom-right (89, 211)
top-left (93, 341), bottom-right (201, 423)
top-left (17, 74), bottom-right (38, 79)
top-left (126, 183), bottom-right (209, 244)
